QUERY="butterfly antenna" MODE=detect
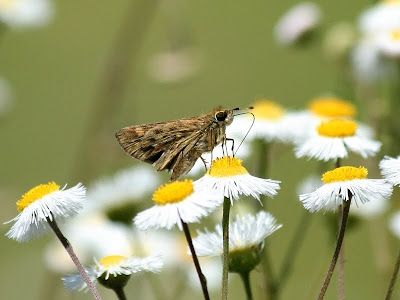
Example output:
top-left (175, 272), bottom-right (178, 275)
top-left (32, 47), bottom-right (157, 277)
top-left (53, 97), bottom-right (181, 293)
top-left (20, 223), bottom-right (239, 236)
top-left (234, 111), bottom-right (255, 156)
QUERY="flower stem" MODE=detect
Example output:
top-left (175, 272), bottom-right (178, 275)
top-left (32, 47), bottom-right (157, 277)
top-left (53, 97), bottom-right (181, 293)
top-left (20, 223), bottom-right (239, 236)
top-left (180, 218), bottom-right (210, 300)
top-left (113, 287), bottom-right (127, 300)
top-left (47, 219), bottom-right (102, 300)
top-left (222, 197), bottom-right (231, 300)
top-left (317, 196), bottom-right (352, 300)
top-left (239, 272), bottom-right (253, 300)
top-left (336, 158), bottom-right (345, 300)
top-left (384, 248), bottom-right (400, 300)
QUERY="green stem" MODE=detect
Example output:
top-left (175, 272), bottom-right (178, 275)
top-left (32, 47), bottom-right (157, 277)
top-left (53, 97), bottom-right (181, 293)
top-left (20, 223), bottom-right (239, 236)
top-left (317, 196), bottom-right (352, 300)
top-left (181, 218), bottom-right (210, 300)
top-left (384, 249), bottom-right (400, 300)
top-left (222, 197), bottom-right (231, 300)
top-left (47, 219), bottom-right (102, 300)
top-left (239, 272), bottom-right (253, 300)
top-left (113, 287), bottom-right (127, 300)
top-left (336, 158), bottom-right (345, 300)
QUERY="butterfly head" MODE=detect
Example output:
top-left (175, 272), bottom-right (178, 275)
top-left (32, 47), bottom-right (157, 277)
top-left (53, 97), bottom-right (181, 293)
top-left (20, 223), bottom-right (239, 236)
top-left (214, 109), bottom-right (234, 126)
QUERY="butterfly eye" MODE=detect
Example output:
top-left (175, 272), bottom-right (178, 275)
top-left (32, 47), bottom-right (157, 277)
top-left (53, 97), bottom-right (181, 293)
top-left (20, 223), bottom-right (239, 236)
top-left (215, 111), bottom-right (227, 122)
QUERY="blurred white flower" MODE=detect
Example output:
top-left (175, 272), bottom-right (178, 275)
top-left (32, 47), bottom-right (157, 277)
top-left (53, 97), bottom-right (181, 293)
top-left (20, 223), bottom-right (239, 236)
top-left (351, 195), bottom-right (388, 219)
top-left (389, 211), bottom-right (400, 239)
top-left (274, 2), bottom-right (321, 46)
top-left (84, 166), bottom-right (160, 223)
top-left (44, 214), bottom-right (134, 273)
top-left (228, 100), bottom-right (303, 144)
top-left (358, 1), bottom-right (400, 35)
top-left (147, 47), bottom-right (203, 83)
top-left (351, 38), bottom-right (397, 83)
top-left (0, 0), bottom-right (53, 29)
top-left (376, 29), bottom-right (400, 58)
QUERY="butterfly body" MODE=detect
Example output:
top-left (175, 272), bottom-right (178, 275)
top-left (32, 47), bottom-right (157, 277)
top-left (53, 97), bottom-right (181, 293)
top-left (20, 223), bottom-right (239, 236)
top-left (116, 107), bottom-right (234, 181)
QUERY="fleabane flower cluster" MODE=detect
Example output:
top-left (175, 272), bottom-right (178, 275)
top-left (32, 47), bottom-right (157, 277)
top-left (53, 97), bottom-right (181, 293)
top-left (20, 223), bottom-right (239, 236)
top-left (63, 254), bottom-right (163, 292)
top-left (5, 182), bottom-right (85, 242)
top-left (299, 166), bottom-right (393, 213)
top-left (195, 156), bottom-right (281, 204)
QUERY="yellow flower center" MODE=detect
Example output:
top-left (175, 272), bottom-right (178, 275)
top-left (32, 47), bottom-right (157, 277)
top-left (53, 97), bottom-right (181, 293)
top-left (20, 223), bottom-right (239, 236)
top-left (390, 30), bottom-right (400, 41)
top-left (152, 180), bottom-right (194, 205)
top-left (98, 255), bottom-right (126, 268)
top-left (16, 182), bottom-right (60, 212)
top-left (251, 100), bottom-right (285, 120)
top-left (317, 119), bottom-right (357, 137)
top-left (322, 166), bottom-right (368, 184)
top-left (208, 156), bottom-right (248, 177)
top-left (308, 97), bottom-right (356, 118)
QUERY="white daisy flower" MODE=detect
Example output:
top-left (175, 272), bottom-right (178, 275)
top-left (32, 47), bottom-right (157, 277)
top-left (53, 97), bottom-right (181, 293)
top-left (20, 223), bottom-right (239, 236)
top-left (192, 211), bottom-right (282, 272)
top-left (228, 99), bottom-right (303, 144)
top-left (134, 179), bottom-right (223, 231)
top-left (295, 119), bottom-right (381, 162)
top-left (4, 182), bottom-right (85, 242)
top-left (376, 29), bottom-right (400, 58)
top-left (380, 155), bottom-right (400, 186)
top-left (44, 214), bottom-right (134, 273)
top-left (299, 166), bottom-right (393, 213)
top-left (274, 2), bottom-right (321, 46)
top-left (195, 156), bottom-right (280, 204)
top-left (358, 1), bottom-right (400, 35)
top-left (63, 254), bottom-right (163, 292)
top-left (0, 0), bottom-right (53, 29)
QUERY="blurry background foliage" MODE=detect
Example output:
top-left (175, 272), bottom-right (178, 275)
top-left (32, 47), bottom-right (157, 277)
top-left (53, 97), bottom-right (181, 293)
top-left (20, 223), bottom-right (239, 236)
top-left (0, 0), bottom-right (395, 299)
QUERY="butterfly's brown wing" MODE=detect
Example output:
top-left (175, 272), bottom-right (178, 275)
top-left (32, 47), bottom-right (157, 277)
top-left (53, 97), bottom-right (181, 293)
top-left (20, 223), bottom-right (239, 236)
top-left (115, 116), bottom-right (212, 179)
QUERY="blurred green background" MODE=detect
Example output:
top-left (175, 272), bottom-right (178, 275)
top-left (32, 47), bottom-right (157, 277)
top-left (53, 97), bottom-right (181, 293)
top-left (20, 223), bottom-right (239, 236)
top-left (1, 0), bottom-right (397, 299)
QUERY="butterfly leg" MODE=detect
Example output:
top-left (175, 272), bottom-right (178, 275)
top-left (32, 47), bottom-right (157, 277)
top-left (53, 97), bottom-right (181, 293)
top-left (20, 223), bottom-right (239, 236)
top-left (225, 138), bottom-right (235, 157)
top-left (200, 156), bottom-right (208, 171)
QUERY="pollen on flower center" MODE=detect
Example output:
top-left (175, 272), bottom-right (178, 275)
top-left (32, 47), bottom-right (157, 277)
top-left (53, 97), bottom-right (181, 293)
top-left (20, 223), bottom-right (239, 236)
top-left (98, 255), bottom-right (126, 268)
top-left (16, 182), bottom-right (60, 212)
top-left (251, 100), bottom-right (285, 120)
top-left (317, 119), bottom-right (357, 137)
top-left (309, 97), bottom-right (356, 118)
top-left (322, 166), bottom-right (368, 184)
top-left (208, 156), bottom-right (248, 177)
top-left (152, 180), bottom-right (194, 205)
